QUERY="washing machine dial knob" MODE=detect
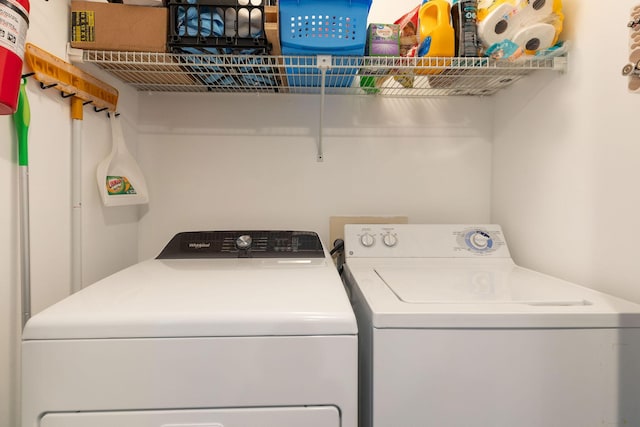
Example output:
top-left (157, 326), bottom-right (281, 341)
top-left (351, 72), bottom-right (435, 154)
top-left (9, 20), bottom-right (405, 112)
top-left (382, 232), bottom-right (398, 247)
top-left (360, 233), bottom-right (376, 247)
top-left (236, 235), bottom-right (252, 250)
top-left (470, 231), bottom-right (489, 250)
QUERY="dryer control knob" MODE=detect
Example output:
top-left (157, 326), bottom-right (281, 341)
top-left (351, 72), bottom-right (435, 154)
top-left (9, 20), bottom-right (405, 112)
top-left (382, 232), bottom-right (398, 247)
top-left (236, 235), bottom-right (252, 250)
top-left (360, 233), bottom-right (376, 247)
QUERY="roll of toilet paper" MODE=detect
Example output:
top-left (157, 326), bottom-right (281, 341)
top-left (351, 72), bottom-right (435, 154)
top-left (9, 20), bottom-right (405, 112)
top-left (478, 2), bottom-right (523, 47)
top-left (519, 0), bottom-right (554, 25)
top-left (511, 22), bottom-right (556, 52)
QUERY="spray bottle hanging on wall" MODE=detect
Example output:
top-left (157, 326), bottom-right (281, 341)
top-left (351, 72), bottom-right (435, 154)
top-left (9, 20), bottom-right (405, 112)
top-left (96, 114), bottom-right (149, 207)
top-left (0, 0), bottom-right (30, 115)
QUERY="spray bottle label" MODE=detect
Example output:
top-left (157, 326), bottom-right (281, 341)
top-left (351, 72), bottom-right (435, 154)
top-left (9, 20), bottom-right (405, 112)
top-left (0, 0), bottom-right (30, 58)
top-left (106, 176), bottom-right (137, 195)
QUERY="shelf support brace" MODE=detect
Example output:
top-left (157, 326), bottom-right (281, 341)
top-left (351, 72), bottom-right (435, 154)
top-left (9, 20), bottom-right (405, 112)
top-left (316, 55), bottom-right (332, 162)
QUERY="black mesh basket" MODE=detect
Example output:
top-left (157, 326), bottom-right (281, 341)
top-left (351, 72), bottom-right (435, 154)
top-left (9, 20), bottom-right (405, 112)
top-left (167, 0), bottom-right (270, 54)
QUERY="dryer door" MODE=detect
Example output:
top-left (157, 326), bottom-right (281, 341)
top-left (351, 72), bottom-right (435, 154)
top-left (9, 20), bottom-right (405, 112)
top-left (41, 407), bottom-right (339, 427)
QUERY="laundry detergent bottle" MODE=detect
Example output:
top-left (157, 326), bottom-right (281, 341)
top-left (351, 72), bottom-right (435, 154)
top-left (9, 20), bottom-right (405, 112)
top-left (417, 0), bottom-right (455, 57)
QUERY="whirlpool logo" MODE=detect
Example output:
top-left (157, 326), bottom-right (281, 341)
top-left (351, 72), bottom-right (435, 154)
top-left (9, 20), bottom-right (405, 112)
top-left (188, 242), bottom-right (211, 249)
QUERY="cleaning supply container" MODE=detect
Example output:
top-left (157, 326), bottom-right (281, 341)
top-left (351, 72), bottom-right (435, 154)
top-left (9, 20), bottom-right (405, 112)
top-left (417, 0), bottom-right (455, 58)
top-left (279, 0), bottom-right (373, 87)
top-left (451, 0), bottom-right (479, 56)
top-left (96, 114), bottom-right (149, 207)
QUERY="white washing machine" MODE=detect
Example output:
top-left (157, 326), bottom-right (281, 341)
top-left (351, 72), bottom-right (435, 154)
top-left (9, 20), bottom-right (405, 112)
top-left (342, 224), bottom-right (640, 427)
top-left (22, 230), bottom-right (357, 427)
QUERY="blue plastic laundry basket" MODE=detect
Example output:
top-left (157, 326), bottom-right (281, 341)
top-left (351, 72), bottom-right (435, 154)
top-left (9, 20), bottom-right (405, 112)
top-left (280, 0), bottom-right (373, 87)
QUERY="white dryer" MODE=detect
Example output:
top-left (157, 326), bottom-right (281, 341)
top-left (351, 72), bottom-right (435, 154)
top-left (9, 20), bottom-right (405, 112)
top-left (343, 224), bottom-right (640, 427)
top-left (22, 230), bottom-right (357, 427)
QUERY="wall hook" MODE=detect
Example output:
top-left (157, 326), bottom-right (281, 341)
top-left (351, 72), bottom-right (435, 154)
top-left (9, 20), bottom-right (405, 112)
top-left (94, 106), bottom-right (109, 113)
top-left (61, 92), bottom-right (77, 99)
top-left (39, 82), bottom-right (57, 90)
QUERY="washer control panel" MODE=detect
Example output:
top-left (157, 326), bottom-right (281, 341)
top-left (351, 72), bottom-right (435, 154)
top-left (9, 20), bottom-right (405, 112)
top-left (345, 224), bottom-right (510, 258)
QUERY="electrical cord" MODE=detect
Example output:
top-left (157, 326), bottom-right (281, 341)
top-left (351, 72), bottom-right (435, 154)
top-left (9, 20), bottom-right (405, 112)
top-left (329, 238), bottom-right (344, 256)
top-left (330, 239), bottom-right (345, 276)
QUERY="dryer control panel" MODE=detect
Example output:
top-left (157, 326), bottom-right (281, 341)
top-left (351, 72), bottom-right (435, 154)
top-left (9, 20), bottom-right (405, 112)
top-left (344, 224), bottom-right (511, 258)
top-left (157, 230), bottom-right (325, 259)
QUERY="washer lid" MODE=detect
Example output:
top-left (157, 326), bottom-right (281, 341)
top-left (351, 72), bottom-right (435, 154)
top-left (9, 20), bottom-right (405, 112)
top-left (23, 258), bottom-right (357, 340)
top-left (377, 264), bottom-right (590, 306)
top-left (346, 258), bottom-right (640, 328)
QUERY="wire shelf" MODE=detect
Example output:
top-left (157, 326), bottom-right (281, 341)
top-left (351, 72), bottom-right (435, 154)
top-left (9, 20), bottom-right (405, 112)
top-left (80, 51), bottom-right (566, 97)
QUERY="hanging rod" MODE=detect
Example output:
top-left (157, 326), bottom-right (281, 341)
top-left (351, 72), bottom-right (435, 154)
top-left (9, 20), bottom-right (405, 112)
top-left (24, 43), bottom-right (119, 115)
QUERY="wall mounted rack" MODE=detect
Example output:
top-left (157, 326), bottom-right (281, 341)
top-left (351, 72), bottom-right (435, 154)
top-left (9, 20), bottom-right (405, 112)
top-left (68, 47), bottom-right (567, 160)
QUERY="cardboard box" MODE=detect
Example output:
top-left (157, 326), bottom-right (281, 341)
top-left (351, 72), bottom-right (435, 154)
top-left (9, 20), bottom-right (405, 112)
top-left (71, 1), bottom-right (167, 52)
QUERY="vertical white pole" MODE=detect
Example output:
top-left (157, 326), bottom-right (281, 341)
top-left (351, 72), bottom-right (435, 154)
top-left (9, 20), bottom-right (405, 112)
top-left (70, 99), bottom-right (84, 294)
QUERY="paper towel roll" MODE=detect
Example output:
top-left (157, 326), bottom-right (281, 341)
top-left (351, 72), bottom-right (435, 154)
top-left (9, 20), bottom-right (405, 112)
top-left (478, 2), bottom-right (523, 47)
top-left (512, 22), bottom-right (556, 52)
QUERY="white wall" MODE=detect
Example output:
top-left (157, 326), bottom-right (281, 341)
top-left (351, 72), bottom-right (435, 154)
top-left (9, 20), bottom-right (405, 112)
top-left (492, 0), bottom-right (640, 304)
top-left (136, 93), bottom-right (494, 258)
top-left (0, 2), bottom-right (141, 426)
